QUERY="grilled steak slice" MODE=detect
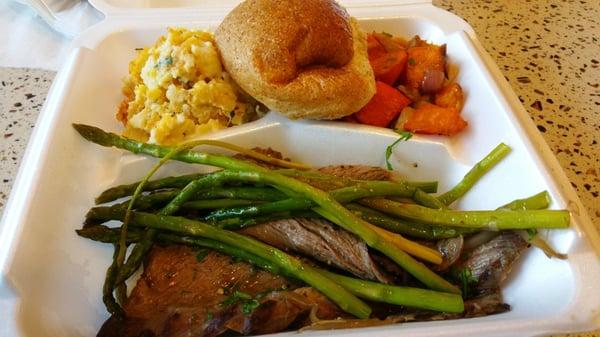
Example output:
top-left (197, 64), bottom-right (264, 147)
top-left (98, 245), bottom-right (343, 337)
top-left (433, 235), bottom-right (464, 271)
top-left (459, 231), bottom-right (528, 295)
top-left (239, 217), bottom-right (392, 283)
top-left (317, 165), bottom-right (395, 181)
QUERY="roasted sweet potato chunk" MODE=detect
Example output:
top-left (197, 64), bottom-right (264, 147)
top-left (355, 81), bottom-right (411, 127)
top-left (435, 83), bottom-right (465, 111)
top-left (406, 44), bottom-right (446, 91)
top-left (403, 102), bottom-right (467, 135)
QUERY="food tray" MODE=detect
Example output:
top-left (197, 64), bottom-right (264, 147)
top-left (1, 1), bottom-right (599, 336)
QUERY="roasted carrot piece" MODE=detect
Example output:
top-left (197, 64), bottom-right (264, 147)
top-left (367, 34), bottom-right (387, 59)
top-left (355, 81), bottom-right (411, 127)
top-left (367, 33), bottom-right (409, 85)
top-left (371, 32), bottom-right (407, 52)
top-left (405, 43), bottom-right (446, 90)
top-left (370, 49), bottom-right (408, 85)
top-left (435, 83), bottom-right (465, 111)
top-left (403, 102), bottom-right (467, 135)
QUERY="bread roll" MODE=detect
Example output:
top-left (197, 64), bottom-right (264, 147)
top-left (215, 0), bottom-right (376, 120)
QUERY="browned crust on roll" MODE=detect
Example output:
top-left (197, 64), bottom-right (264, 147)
top-left (215, 0), bottom-right (376, 120)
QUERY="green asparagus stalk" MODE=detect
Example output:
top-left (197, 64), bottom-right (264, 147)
top-left (182, 199), bottom-right (263, 210)
top-left (351, 191), bottom-right (553, 239)
top-left (360, 198), bottom-right (570, 230)
top-left (195, 187), bottom-right (288, 201)
top-left (277, 168), bottom-right (438, 193)
top-left (86, 191), bottom-right (178, 226)
top-left (499, 191), bottom-right (551, 211)
top-left (319, 270), bottom-right (464, 313)
top-left (213, 211), bottom-right (320, 230)
top-left (204, 181), bottom-right (418, 221)
top-left (104, 209), bottom-right (372, 318)
top-left (438, 143), bottom-right (511, 206)
top-left (96, 173), bottom-right (206, 204)
top-left (346, 204), bottom-right (475, 239)
top-left (78, 226), bottom-right (464, 313)
top-left (73, 124), bottom-right (458, 294)
top-left (103, 244), bottom-right (124, 316)
top-left (413, 189), bottom-right (446, 209)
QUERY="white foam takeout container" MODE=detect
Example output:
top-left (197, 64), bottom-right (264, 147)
top-left (1, 0), bottom-right (600, 336)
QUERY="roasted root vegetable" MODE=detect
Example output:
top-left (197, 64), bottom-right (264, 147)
top-left (370, 50), bottom-right (408, 85)
top-left (406, 43), bottom-right (447, 91)
top-left (402, 102), bottom-right (467, 136)
top-left (359, 32), bottom-right (468, 137)
top-left (435, 83), bottom-right (465, 111)
top-left (367, 33), bottom-right (408, 85)
top-left (355, 81), bottom-right (411, 127)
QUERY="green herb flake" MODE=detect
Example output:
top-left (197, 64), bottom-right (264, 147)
top-left (385, 131), bottom-right (413, 170)
top-left (408, 58), bottom-right (416, 66)
top-left (195, 248), bottom-right (209, 262)
top-left (526, 228), bottom-right (538, 241)
top-left (221, 291), bottom-right (261, 315)
top-left (206, 312), bottom-right (214, 321)
top-left (155, 56), bottom-right (174, 68)
top-left (458, 268), bottom-right (478, 298)
top-left (222, 290), bottom-right (252, 305)
top-left (381, 31), bottom-right (393, 37)
top-left (242, 299), bottom-right (260, 315)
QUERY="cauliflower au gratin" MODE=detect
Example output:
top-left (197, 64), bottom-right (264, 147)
top-left (117, 28), bottom-right (257, 145)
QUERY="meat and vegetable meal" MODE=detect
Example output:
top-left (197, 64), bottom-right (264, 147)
top-left (74, 124), bottom-right (569, 336)
top-left (76, 0), bottom-right (570, 336)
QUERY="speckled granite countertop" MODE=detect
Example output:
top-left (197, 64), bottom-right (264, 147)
top-left (0, 0), bottom-right (598, 335)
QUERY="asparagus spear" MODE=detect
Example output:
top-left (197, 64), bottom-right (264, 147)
top-left (182, 199), bottom-right (263, 210)
top-left (360, 198), bottom-right (570, 230)
top-left (73, 124), bottom-right (458, 294)
top-left (95, 173), bottom-right (206, 204)
top-left (86, 191), bottom-right (178, 226)
top-left (277, 168), bottom-right (438, 193)
top-left (195, 187), bottom-right (288, 202)
top-left (438, 143), bottom-right (511, 206)
top-left (103, 244), bottom-right (123, 316)
top-left (78, 226), bottom-right (464, 313)
top-left (346, 203), bottom-right (475, 239)
top-left (204, 181), bottom-right (419, 221)
top-left (500, 191), bottom-right (551, 211)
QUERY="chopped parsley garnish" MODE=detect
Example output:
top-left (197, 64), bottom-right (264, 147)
top-left (241, 299), bottom-right (260, 314)
top-left (385, 130), bottom-right (413, 170)
top-left (221, 291), bottom-right (261, 315)
top-left (408, 58), bottom-right (416, 66)
top-left (526, 228), bottom-right (538, 241)
top-left (155, 56), bottom-right (174, 68)
top-left (457, 267), bottom-right (478, 298)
